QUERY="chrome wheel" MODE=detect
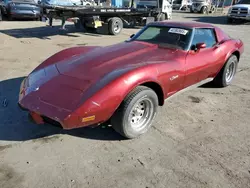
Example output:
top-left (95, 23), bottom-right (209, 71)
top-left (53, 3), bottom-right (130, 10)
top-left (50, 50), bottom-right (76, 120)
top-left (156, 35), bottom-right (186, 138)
top-left (108, 17), bottom-right (123, 35)
top-left (113, 21), bottom-right (121, 33)
top-left (225, 61), bottom-right (236, 83)
top-left (111, 86), bottom-right (158, 139)
top-left (129, 98), bottom-right (154, 132)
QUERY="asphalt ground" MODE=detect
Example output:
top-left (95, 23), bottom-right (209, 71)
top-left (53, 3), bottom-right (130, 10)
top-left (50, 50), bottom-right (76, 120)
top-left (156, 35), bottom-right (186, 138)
top-left (0, 12), bottom-right (250, 188)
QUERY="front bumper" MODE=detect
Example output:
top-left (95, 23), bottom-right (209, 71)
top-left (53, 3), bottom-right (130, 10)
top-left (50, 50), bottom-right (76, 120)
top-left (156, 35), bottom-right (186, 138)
top-left (18, 77), bottom-right (102, 130)
top-left (228, 14), bottom-right (250, 20)
top-left (18, 77), bottom-right (79, 129)
top-left (10, 10), bottom-right (41, 18)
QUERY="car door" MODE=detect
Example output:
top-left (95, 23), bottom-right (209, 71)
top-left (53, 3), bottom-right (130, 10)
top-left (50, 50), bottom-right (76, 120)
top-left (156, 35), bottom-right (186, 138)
top-left (184, 28), bottom-right (222, 88)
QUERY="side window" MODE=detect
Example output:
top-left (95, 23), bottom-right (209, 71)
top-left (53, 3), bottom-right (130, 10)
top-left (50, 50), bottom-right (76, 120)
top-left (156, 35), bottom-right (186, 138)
top-left (191, 28), bottom-right (217, 49)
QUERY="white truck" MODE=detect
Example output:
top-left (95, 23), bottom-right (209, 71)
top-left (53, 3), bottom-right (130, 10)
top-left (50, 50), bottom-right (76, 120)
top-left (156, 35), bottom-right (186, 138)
top-left (227, 0), bottom-right (250, 23)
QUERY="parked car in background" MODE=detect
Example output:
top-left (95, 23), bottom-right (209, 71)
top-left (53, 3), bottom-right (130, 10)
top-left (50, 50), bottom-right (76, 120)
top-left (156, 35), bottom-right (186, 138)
top-left (227, 0), bottom-right (250, 23)
top-left (0, 0), bottom-right (41, 20)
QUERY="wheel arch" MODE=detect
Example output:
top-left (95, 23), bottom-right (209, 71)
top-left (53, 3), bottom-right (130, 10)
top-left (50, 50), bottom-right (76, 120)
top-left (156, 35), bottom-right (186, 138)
top-left (72, 67), bottom-right (166, 128)
top-left (214, 49), bottom-right (240, 79)
top-left (224, 49), bottom-right (240, 65)
top-left (140, 81), bottom-right (165, 106)
top-left (232, 50), bottom-right (240, 61)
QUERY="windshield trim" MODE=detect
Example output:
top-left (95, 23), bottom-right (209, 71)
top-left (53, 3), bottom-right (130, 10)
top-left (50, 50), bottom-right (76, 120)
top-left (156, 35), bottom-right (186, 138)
top-left (128, 25), bottom-right (193, 51)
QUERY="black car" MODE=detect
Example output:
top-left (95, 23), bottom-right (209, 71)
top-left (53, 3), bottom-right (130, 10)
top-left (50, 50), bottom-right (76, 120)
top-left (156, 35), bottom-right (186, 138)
top-left (0, 0), bottom-right (41, 20)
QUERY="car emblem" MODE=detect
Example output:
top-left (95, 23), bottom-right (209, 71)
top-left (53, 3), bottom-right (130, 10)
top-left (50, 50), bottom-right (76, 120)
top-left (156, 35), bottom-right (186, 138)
top-left (170, 75), bottom-right (179, 81)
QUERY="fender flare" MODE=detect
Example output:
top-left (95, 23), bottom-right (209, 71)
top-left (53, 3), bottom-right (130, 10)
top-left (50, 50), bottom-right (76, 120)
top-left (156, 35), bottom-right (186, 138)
top-left (75, 66), bottom-right (165, 123)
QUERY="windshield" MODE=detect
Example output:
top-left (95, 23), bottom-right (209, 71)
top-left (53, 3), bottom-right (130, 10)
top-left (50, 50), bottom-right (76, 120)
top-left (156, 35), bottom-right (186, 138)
top-left (236, 0), bottom-right (250, 4)
top-left (130, 25), bottom-right (192, 50)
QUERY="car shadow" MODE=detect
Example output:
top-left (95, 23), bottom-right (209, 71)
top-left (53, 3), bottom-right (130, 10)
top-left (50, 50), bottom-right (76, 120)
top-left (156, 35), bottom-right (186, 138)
top-left (0, 24), bottom-right (84, 39)
top-left (184, 15), bottom-right (228, 25)
top-left (0, 21), bottom-right (141, 39)
top-left (0, 77), bottom-right (124, 142)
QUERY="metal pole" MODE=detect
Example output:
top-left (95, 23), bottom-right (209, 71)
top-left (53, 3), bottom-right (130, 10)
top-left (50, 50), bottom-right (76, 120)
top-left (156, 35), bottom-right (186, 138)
top-left (130, 0), bottom-right (134, 8)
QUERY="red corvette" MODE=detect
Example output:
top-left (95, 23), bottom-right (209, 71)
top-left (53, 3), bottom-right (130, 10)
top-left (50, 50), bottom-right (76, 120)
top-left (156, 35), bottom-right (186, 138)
top-left (18, 21), bottom-right (244, 138)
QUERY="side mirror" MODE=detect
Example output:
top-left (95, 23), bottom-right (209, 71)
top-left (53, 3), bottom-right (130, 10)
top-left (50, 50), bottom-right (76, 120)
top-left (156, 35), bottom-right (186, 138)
top-left (130, 34), bottom-right (135, 38)
top-left (196, 42), bottom-right (206, 49)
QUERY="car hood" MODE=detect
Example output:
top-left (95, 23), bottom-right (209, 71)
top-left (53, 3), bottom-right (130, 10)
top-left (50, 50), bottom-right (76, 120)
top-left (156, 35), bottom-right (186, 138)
top-left (23, 41), bottom-right (179, 111)
top-left (55, 41), bottom-right (178, 82)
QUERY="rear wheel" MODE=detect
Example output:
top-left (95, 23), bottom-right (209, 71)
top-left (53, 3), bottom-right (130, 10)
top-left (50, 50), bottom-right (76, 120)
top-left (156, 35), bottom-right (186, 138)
top-left (108, 17), bottom-right (123, 35)
top-left (111, 86), bottom-right (158, 139)
top-left (213, 54), bottom-right (238, 87)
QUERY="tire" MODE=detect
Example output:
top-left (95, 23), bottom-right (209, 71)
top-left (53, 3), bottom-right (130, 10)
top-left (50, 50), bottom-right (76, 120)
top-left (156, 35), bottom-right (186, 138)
top-left (111, 86), bottom-right (159, 139)
top-left (213, 55), bottom-right (238, 87)
top-left (190, 7), bottom-right (194, 13)
top-left (210, 6), bottom-right (215, 13)
top-left (200, 6), bottom-right (207, 14)
top-left (108, 17), bottom-right (123, 35)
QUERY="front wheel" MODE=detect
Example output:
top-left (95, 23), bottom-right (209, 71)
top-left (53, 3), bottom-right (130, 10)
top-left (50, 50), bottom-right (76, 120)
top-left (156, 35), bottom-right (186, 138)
top-left (111, 86), bottom-right (159, 139)
top-left (213, 54), bottom-right (238, 87)
top-left (108, 17), bottom-right (123, 35)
